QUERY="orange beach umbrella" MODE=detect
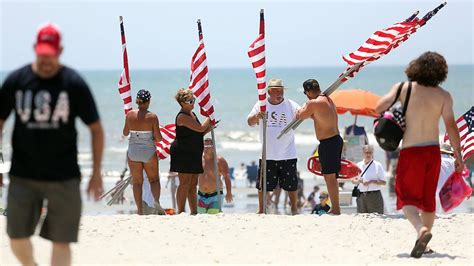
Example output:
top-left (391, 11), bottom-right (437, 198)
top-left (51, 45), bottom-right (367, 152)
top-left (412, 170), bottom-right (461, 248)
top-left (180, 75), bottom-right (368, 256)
top-left (329, 89), bottom-right (381, 118)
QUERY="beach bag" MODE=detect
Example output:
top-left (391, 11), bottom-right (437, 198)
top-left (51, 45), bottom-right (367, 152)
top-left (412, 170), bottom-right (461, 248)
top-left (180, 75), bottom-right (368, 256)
top-left (439, 171), bottom-right (472, 212)
top-left (374, 82), bottom-right (412, 151)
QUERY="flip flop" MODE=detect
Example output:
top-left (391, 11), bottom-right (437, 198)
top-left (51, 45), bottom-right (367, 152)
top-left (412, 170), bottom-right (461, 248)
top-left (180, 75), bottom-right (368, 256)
top-left (423, 248), bottom-right (435, 255)
top-left (410, 231), bottom-right (433, 258)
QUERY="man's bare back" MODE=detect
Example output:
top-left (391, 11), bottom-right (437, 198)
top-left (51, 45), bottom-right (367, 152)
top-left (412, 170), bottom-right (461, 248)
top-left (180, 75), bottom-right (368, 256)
top-left (297, 95), bottom-right (339, 140)
top-left (376, 81), bottom-right (456, 148)
top-left (297, 79), bottom-right (344, 215)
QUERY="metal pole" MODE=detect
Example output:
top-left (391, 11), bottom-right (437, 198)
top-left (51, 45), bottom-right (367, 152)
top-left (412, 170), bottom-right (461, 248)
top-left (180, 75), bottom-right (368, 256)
top-left (262, 113), bottom-right (268, 214)
top-left (210, 128), bottom-right (221, 212)
top-left (277, 62), bottom-right (363, 139)
top-left (107, 176), bottom-right (131, 206)
top-left (0, 127), bottom-right (3, 164)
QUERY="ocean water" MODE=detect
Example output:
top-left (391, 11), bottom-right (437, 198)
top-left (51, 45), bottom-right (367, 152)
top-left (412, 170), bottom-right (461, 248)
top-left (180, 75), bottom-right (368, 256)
top-left (0, 65), bottom-right (473, 177)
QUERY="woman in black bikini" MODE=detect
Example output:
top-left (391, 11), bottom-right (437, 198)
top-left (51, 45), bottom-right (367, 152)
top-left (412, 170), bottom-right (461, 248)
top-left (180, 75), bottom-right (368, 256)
top-left (170, 88), bottom-right (212, 214)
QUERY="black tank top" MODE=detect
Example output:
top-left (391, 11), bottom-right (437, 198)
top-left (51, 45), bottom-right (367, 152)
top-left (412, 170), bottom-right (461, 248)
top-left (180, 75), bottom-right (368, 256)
top-left (174, 111), bottom-right (203, 152)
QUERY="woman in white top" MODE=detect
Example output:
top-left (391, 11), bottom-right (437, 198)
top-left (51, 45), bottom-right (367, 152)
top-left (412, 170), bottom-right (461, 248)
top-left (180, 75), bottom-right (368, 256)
top-left (352, 145), bottom-right (386, 214)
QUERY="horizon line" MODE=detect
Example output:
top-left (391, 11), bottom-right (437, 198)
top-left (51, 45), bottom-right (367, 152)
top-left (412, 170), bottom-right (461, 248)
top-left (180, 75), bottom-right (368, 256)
top-left (2, 63), bottom-right (472, 73)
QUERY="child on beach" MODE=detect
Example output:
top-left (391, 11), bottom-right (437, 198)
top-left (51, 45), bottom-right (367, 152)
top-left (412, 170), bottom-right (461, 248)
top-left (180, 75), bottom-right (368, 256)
top-left (311, 191), bottom-right (331, 215)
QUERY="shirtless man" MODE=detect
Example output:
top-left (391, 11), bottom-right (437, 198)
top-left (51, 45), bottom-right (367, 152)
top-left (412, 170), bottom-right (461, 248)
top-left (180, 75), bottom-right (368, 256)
top-left (198, 138), bottom-right (233, 214)
top-left (296, 79), bottom-right (343, 215)
top-left (122, 89), bottom-right (164, 215)
top-left (375, 52), bottom-right (463, 258)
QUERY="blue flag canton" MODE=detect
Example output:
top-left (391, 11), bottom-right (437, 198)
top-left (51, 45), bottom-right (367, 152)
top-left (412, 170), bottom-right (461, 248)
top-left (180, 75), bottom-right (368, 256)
top-left (464, 107), bottom-right (474, 132)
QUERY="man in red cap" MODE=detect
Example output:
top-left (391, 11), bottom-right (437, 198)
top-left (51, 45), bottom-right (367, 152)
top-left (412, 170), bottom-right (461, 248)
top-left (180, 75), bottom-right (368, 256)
top-left (0, 23), bottom-right (104, 266)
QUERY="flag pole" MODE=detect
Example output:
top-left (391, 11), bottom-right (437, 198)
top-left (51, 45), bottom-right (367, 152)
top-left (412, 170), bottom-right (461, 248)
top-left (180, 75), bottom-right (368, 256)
top-left (104, 16), bottom-right (133, 204)
top-left (277, 62), bottom-right (363, 139)
top-left (262, 112), bottom-right (268, 214)
top-left (210, 128), bottom-right (221, 212)
top-left (278, 4), bottom-right (447, 140)
top-left (197, 19), bottom-right (222, 212)
top-left (259, 9), bottom-right (268, 214)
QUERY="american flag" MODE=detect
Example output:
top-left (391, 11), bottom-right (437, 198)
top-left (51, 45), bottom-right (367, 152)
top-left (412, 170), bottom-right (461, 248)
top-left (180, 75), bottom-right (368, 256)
top-left (341, 2), bottom-right (447, 80)
top-left (189, 20), bottom-right (216, 125)
top-left (116, 16), bottom-right (176, 159)
top-left (247, 9), bottom-right (266, 112)
top-left (156, 124), bottom-right (176, 160)
top-left (444, 107), bottom-right (474, 162)
top-left (117, 16), bottom-right (132, 114)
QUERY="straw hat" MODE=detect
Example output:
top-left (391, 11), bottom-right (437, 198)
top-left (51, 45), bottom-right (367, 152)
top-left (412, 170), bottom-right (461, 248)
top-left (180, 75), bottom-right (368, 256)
top-left (267, 78), bottom-right (286, 89)
top-left (440, 143), bottom-right (454, 155)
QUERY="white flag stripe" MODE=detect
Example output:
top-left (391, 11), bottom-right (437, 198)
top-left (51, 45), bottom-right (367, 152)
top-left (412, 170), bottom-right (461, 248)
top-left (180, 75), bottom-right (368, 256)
top-left (253, 64), bottom-right (266, 74)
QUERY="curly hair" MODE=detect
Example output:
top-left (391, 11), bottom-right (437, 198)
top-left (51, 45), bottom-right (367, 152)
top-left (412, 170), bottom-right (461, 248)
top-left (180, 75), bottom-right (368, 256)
top-left (405, 51), bottom-right (448, 87)
top-left (175, 88), bottom-right (193, 103)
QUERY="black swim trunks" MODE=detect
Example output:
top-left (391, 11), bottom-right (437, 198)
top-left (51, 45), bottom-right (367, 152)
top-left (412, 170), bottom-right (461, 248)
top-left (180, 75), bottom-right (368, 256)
top-left (318, 135), bottom-right (343, 175)
top-left (256, 158), bottom-right (298, 192)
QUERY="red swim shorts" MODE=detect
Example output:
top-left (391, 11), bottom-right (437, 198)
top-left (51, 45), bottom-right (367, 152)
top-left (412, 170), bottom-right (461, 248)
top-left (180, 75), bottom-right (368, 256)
top-left (396, 145), bottom-right (441, 212)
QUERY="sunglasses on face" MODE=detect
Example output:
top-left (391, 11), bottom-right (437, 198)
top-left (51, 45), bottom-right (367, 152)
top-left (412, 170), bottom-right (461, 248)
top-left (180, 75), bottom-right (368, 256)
top-left (182, 98), bottom-right (195, 105)
top-left (319, 196), bottom-right (327, 199)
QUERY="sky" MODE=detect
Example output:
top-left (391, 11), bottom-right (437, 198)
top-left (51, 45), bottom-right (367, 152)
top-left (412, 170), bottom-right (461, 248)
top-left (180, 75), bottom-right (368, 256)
top-left (0, 0), bottom-right (473, 71)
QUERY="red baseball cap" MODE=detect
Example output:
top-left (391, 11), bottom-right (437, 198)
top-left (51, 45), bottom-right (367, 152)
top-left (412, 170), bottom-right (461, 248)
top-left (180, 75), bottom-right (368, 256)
top-left (35, 23), bottom-right (61, 56)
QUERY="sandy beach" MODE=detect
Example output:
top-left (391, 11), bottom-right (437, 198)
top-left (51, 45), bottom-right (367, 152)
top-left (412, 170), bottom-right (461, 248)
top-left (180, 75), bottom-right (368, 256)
top-left (1, 213), bottom-right (473, 265)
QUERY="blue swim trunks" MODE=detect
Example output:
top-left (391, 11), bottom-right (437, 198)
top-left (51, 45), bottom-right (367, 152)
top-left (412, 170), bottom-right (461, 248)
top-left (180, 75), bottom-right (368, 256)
top-left (197, 190), bottom-right (223, 214)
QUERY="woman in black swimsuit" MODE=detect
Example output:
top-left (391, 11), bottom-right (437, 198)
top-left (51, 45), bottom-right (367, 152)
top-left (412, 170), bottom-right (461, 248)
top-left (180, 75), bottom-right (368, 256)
top-left (170, 88), bottom-right (212, 214)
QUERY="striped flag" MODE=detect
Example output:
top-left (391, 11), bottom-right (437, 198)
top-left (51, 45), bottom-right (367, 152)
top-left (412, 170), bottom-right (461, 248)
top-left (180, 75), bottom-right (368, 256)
top-left (156, 124), bottom-right (176, 160)
top-left (341, 2), bottom-right (447, 80)
top-left (116, 16), bottom-right (175, 159)
top-left (444, 107), bottom-right (474, 162)
top-left (189, 20), bottom-right (216, 125)
top-left (247, 9), bottom-right (266, 112)
top-left (117, 16), bottom-right (132, 114)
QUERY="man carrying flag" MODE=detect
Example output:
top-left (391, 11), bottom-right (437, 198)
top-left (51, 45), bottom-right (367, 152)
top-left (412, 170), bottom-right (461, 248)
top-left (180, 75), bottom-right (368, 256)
top-left (375, 51), bottom-right (463, 258)
top-left (247, 79), bottom-right (301, 215)
top-left (296, 79), bottom-right (343, 215)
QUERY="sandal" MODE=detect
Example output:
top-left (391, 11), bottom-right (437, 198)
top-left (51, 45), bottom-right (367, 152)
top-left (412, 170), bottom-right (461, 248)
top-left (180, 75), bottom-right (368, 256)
top-left (410, 230), bottom-right (433, 258)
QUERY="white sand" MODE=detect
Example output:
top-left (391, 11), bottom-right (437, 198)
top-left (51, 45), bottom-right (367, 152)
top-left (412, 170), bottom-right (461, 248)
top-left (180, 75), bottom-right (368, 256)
top-left (1, 213), bottom-right (473, 265)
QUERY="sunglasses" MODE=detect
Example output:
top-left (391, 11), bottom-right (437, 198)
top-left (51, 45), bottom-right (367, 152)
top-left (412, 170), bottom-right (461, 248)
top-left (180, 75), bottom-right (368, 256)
top-left (183, 98), bottom-right (195, 105)
top-left (319, 196), bottom-right (328, 199)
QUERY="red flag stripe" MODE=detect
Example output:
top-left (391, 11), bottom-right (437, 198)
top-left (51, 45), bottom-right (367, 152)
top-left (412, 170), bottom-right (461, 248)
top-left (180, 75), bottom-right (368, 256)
top-left (189, 29), bottom-right (216, 125)
top-left (443, 107), bottom-right (474, 161)
top-left (248, 15), bottom-right (266, 113)
top-left (155, 124), bottom-right (176, 159)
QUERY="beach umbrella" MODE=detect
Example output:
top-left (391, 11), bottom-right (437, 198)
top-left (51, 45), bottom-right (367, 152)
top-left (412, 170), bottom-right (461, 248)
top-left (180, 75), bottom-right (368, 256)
top-left (330, 89), bottom-right (382, 118)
